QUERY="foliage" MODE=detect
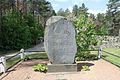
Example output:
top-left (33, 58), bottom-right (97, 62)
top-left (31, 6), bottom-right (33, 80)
top-left (106, 0), bottom-right (120, 36)
top-left (72, 5), bottom-right (79, 16)
top-left (1, 11), bottom-right (30, 50)
top-left (72, 3), bottom-right (88, 17)
top-left (81, 65), bottom-right (90, 71)
top-left (0, 10), bottom-right (44, 50)
top-left (33, 64), bottom-right (48, 72)
top-left (95, 13), bottom-right (108, 35)
top-left (22, 55), bottom-right (31, 61)
top-left (74, 13), bottom-right (98, 61)
top-left (78, 3), bottom-right (88, 16)
top-left (29, 0), bottom-right (54, 28)
top-left (23, 13), bottom-right (44, 44)
top-left (57, 8), bottom-right (68, 17)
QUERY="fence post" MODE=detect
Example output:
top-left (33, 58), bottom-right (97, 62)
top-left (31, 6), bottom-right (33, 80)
top-left (0, 57), bottom-right (6, 73)
top-left (20, 49), bottom-right (25, 60)
top-left (98, 46), bottom-right (102, 58)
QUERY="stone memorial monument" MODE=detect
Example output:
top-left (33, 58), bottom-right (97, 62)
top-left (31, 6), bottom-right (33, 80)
top-left (44, 16), bottom-right (77, 72)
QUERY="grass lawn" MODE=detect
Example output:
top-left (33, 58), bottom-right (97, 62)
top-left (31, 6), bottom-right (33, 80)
top-left (6, 52), bottom-right (48, 69)
top-left (102, 52), bottom-right (120, 67)
top-left (103, 48), bottom-right (120, 56)
top-left (5, 49), bottom-right (120, 70)
top-left (91, 48), bottom-right (120, 67)
top-left (6, 57), bottom-right (21, 69)
top-left (27, 52), bottom-right (48, 60)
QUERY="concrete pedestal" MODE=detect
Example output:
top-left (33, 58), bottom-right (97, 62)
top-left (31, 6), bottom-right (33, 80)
top-left (47, 63), bottom-right (77, 72)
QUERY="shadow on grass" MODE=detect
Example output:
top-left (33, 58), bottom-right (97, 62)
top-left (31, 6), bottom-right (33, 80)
top-left (102, 55), bottom-right (108, 58)
top-left (77, 62), bottom-right (94, 71)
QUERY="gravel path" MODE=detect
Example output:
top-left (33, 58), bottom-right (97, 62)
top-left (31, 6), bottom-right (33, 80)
top-left (25, 43), bottom-right (45, 52)
top-left (3, 42), bottom-right (45, 60)
top-left (0, 59), bottom-right (120, 80)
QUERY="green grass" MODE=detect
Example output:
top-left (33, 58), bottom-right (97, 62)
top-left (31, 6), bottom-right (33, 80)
top-left (6, 52), bottom-right (48, 69)
top-left (103, 48), bottom-right (120, 56)
top-left (6, 57), bottom-right (21, 69)
top-left (91, 48), bottom-right (120, 67)
top-left (27, 52), bottom-right (48, 60)
top-left (102, 52), bottom-right (120, 67)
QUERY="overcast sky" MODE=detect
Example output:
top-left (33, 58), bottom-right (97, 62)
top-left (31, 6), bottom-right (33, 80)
top-left (49, 0), bottom-right (108, 15)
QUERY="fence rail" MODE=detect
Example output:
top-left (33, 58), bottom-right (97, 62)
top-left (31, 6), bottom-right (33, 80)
top-left (102, 50), bottom-right (120, 67)
top-left (0, 51), bottom-right (22, 73)
top-left (6, 52), bottom-right (21, 61)
top-left (0, 48), bottom-right (45, 73)
top-left (0, 48), bottom-right (120, 73)
top-left (24, 50), bottom-right (45, 52)
top-left (102, 50), bottom-right (120, 58)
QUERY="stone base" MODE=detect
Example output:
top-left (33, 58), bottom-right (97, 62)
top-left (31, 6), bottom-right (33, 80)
top-left (47, 63), bottom-right (77, 72)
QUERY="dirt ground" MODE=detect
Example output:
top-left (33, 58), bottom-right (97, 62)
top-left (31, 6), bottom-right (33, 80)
top-left (0, 59), bottom-right (120, 80)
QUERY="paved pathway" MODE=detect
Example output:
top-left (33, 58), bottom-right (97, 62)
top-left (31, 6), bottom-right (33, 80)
top-left (3, 42), bottom-right (45, 59)
top-left (0, 59), bottom-right (120, 80)
top-left (25, 43), bottom-right (45, 52)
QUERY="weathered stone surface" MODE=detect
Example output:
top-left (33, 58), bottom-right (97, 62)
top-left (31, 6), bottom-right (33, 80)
top-left (46, 16), bottom-right (65, 26)
top-left (44, 16), bottom-right (77, 64)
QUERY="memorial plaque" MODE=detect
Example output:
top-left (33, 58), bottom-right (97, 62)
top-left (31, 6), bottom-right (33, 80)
top-left (44, 16), bottom-right (77, 64)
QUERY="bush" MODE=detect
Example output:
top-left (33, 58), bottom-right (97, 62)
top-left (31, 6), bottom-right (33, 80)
top-left (1, 11), bottom-right (30, 50)
top-left (23, 14), bottom-right (44, 44)
top-left (74, 13), bottom-right (98, 61)
top-left (81, 65), bottom-right (90, 71)
top-left (33, 64), bottom-right (48, 73)
top-left (0, 10), bottom-right (44, 50)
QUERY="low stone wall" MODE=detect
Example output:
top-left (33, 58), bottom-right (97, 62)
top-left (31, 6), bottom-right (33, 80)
top-left (97, 36), bottom-right (120, 48)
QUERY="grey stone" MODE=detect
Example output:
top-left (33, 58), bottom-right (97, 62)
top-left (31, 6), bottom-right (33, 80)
top-left (47, 63), bottom-right (77, 72)
top-left (44, 16), bottom-right (77, 64)
top-left (46, 16), bottom-right (65, 26)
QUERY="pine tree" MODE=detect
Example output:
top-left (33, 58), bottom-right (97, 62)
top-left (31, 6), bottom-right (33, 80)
top-left (78, 3), bottom-right (88, 16)
top-left (72, 5), bottom-right (78, 16)
top-left (106, 0), bottom-right (120, 35)
top-left (57, 8), bottom-right (65, 16)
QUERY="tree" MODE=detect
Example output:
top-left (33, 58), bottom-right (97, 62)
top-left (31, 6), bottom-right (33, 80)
top-left (52, 10), bottom-right (57, 16)
top-left (106, 0), bottom-right (120, 35)
top-left (64, 8), bottom-right (71, 17)
top-left (57, 8), bottom-right (71, 17)
top-left (74, 13), bottom-right (97, 60)
top-left (1, 11), bottom-right (30, 50)
top-left (72, 5), bottom-right (78, 16)
top-left (95, 13), bottom-right (108, 35)
top-left (0, 10), bottom-right (44, 50)
top-left (78, 3), bottom-right (88, 16)
top-left (0, 0), bottom-right (16, 50)
top-left (57, 8), bottom-right (66, 16)
top-left (28, 0), bottom-right (54, 28)
top-left (89, 13), bottom-right (95, 21)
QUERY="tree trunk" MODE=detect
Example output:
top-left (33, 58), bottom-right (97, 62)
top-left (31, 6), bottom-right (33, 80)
top-left (17, 0), bottom-right (20, 11)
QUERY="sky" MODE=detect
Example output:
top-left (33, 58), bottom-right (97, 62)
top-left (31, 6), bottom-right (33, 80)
top-left (49, 0), bottom-right (108, 15)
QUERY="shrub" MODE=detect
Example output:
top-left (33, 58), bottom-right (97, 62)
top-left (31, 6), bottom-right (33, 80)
top-left (74, 13), bottom-right (98, 61)
top-left (0, 10), bottom-right (44, 51)
top-left (1, 11), bottom-right (31, 50)
top-left (23, 14), bottom-right (44, 44)
top-left (22, 55), bottom-right (31, 61)
top-left (81, 65), bottom-right (90, 71)
top-left (33, 64), bottom-right (48, 73)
